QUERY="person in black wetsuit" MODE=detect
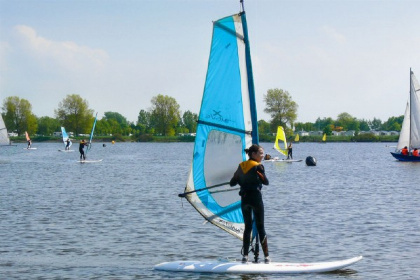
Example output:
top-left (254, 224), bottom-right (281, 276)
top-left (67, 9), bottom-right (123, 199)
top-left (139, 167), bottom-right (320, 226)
top-left (65, 138), bottom-right (71, 150)
top-left (230, 144), bottom-right (270, 264)
top-left (79, 139), bottom-right (88, 160)
top-left (287, 142), bottom-right (293, 159)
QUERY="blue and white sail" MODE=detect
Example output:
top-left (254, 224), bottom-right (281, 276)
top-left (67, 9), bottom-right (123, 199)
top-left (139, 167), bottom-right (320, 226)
top-left (181, 9), bottom-right (258, 240)
top-left (61, 126), bottom-right (72, 148)
top-left (86, 112), bottom-right (98, 155)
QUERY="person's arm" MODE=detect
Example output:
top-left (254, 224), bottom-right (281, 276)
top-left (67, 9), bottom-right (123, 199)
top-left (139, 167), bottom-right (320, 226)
top-left (256, 165), bottom-right (269, 185)
top-left (230, 167), bottom-right (239, 187)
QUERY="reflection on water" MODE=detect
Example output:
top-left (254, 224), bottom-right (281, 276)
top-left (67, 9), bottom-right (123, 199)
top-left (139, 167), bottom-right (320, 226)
top-left (0, 142), bottom-right (419, 279)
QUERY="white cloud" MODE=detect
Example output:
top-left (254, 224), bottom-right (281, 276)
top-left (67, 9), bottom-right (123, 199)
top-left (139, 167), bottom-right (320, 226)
top-left (13, 25), bottom-right (109, 73)
top-left (320, 25), bottom-right (347, 44)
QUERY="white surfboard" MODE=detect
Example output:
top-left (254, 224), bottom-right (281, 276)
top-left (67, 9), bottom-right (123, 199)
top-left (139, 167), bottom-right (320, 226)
top-left (77, 159), bottom-right (103, 163)
top-left (154, 256), bottom-right (362, 274)
top-left (23, 147), bottom-right (37, 150)
top-left (266, 159), bottom-right (302, 163)
top-left (58, 149), bottom-right (75, 152)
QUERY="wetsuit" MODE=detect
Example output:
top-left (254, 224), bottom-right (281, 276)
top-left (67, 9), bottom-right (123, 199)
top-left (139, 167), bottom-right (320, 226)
top-left (287, 143), bottom-right (293, 159)
top-left (79, 141), bottom-right (87, 160)
top-left (230, 159), bottom-right (269, 258)
top-left (65, 139), bottom-right (70, 150)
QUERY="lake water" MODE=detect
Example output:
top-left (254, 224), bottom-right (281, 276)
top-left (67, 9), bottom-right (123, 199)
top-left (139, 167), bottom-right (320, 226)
top-left (0, 142), bottom-right (419, 279)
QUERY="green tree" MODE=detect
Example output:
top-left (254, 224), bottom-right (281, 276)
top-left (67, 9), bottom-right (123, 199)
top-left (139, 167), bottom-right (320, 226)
top-left (294, 122), bottom-right (315, 133)
top-left (263, 88), bottom-right (298, 131)
top-left (336, 112), bottom-right (355, 130)
top-left (382, 115), bottom-right (404, 131)
top-left (369, 118), bottom-right (382, 130)
top-left (137, 109), bottom-right (152, 134)
top-left (359, 119), bottom-right (370, 131)
top-left (103, 111), bottom-right (131, 135)
top-left (182, 110), bottom-right (198, 133)
top-left (55, 94), bottom-right (94, 136)
top-left (150, 94), bottom-right (181, 136)
top-left (314, 117), bottom-right (334, 132)
top-left (37, 116), bottom-right (60, 136)
top-left (258, 119), bottom-right (272, 134)
top-left (2, 96), bottom-right (37, 135)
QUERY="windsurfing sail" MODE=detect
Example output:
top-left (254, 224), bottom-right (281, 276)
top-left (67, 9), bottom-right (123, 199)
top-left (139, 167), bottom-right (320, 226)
top-left (322, 133), bottom-right (327, 142)
top-left (180, 5), bottom-right (258, 241)
top-left (25, 131), bottom-right (30, 142)
top-left (274, 126), bottom-right (288, 157)
top-left (86, 113), bottom-right (98, 155)
top-left (0, 114), bottom-right (12, 146)
top-left (395, 69), bottom-right (420, 152)
top-left (294, 133), bottom-right (299, 142)
top-left (61, 127), bottom-right (72, 148)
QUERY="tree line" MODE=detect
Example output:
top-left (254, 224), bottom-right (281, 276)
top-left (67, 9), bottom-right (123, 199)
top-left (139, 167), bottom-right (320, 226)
top-left (1, 89), bottom-right (404, 141)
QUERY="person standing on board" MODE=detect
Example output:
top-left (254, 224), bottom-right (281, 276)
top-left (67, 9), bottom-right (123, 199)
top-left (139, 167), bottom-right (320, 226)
top-left (65, 138), bottom-right (71, 150)
top-left (287, 142), bottom-right (293, 159)
top-left (230, 144), bottom-right (270, 264)
top-left (27, 138), bottom-right (32, 149)
top-left (79, 139), bottom-right (88, 160)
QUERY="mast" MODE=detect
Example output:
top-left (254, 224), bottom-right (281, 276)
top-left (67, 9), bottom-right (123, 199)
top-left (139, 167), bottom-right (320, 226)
top-left (410, 68), bottom-right (412, 151)
top-left (240, 1), bottom-right (259, 144)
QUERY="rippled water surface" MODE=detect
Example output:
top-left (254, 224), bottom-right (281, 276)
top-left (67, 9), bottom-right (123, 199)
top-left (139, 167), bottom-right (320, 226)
top-left (1, 142), bottom-right (419, 279)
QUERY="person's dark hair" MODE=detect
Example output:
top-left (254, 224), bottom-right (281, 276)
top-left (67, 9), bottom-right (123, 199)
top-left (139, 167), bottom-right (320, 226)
top-left (245, 144), bottom-right (262, 158)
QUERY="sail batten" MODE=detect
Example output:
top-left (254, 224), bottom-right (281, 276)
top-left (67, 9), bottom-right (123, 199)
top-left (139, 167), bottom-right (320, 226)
top-left (197, 120), bottom-right (252, 134)
top-left (183, 10), bottom-right (258, 241)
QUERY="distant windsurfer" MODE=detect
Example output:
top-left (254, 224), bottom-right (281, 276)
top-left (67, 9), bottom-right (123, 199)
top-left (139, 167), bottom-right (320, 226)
top-left (27, 138), bottom-right (31, 149)
top-left (65, 138), bottom-right (71, 150)
top-left (230, 144), bottom-right (270, 264)
top-left (287, 142), bottom-right (293, 159)
top-left (79, 139), bottom-right (88, 160)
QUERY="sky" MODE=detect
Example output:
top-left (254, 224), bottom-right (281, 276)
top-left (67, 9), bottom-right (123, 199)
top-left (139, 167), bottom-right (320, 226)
top-left (1, 0), bottom-right (419, 124)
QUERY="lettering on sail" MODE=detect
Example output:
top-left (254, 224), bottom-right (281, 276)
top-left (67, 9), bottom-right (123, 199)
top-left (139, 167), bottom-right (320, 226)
top-left (216, 218), bottom-right (243, 234)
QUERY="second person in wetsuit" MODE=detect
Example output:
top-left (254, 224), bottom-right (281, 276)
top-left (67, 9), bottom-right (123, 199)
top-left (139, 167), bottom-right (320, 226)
top-left (230, 144), bottom-right (270, 264)
top-left (79, 139), bottom-right (88, 160)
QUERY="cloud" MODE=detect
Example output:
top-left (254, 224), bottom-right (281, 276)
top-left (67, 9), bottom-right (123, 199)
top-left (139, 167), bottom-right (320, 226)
top-left (13, 25), bottom-right (109, 73)
top-left (320, 25), bottom-right (347, 44)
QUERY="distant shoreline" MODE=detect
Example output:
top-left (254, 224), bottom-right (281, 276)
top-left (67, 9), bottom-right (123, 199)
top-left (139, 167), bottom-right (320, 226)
top-left (10, 134), bottom-right (398, 143)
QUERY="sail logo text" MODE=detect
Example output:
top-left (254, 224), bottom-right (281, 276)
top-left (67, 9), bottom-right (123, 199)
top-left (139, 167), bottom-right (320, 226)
top-left (217, 219), bottom-right (243, 234)
top-left (206, 110), bottom-right (233, 124)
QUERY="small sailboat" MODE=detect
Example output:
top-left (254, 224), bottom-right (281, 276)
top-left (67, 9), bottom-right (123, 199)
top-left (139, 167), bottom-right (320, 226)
top-left (269, 126), bottom-right (302, 162)
top-left (321, 133), bottom-right (327, 144)
top-left (0, 114), bottom-right (16, 147)
top-left (79, 113), bottom-right (102, 163)
top-left (58, 127), bottom-right (74, 152)
top-left (294, 133), bottom-right (300, 143)
top-left (24, 131), bottom-right (37, 150)
top-left (390, 69), bottom-right (420, 161)
top-left (154, 1), bottom-right (360, 274)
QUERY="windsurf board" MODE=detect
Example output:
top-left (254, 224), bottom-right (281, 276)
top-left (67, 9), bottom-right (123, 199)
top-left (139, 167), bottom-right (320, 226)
top-left (154, 256), bottom-right (362, 274)
top-left (78, 159), bottom-right (103, 163)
